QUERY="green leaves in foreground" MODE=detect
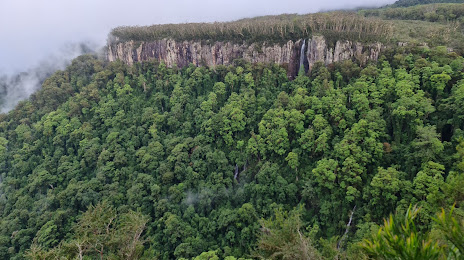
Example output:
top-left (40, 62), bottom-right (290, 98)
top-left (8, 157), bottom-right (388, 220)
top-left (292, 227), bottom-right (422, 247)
top-left (362, 205), bottom-right (464, 259)
top-left (433, 205), bottom-right (464, 259)
top-left (361, 205), bottom-right (443, 260)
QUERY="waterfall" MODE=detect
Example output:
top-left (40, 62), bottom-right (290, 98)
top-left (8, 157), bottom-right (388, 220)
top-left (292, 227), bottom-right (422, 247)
top-left (299, 39), bottom-right (306, 74)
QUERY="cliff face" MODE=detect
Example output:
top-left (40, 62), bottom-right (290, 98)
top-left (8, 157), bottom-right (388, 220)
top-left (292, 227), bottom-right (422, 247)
top-left (306, 36), bottom-right (383, 72)
top-left (107, 36), bottom-right (383, 78)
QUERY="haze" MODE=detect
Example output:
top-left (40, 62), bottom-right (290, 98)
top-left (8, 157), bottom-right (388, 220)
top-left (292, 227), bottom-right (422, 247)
top-left (0, 0), bottom-right (396, 73)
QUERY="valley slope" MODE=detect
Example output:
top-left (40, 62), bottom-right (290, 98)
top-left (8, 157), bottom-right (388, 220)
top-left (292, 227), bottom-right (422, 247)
top-left (0, 1), bottom-right (464, 260)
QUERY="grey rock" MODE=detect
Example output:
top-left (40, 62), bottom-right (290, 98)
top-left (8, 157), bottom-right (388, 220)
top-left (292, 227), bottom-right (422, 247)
top-left (107, 36), bottom-right (383, 78)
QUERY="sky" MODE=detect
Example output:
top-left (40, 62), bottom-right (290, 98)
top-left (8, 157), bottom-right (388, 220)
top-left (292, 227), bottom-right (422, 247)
top-left (0, 0), bottom-right (396, 73)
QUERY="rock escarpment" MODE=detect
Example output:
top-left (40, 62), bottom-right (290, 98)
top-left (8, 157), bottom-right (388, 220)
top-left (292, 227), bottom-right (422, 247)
top-left (107, 36), bottom-right (384, 78)
top-left (306, 36), bottom-right (383, 72)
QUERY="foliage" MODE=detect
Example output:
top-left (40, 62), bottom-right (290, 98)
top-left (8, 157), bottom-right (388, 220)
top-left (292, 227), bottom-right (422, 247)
top-left (361, 206), bottom-right (444, 259)
top-left (110, 12), bottom-right (393, 44)
top-left (433, 205), bottom-right (464, 258)
top-left (360, 3), bottom-right (464, 51)
top-left (25, 202), bottom-right (149, 260)
top-left (362, 3), bottom-right (464, 23)
top-left (0, 44), bottom-right (464, 259)
top-left (254, 208), bottom-right (321, 260)
top-left (390, 0), bottom-right (464, 8)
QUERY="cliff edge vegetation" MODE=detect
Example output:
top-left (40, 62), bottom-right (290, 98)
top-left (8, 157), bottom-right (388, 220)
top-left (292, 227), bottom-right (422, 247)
top-left (109, 12), bottom-right (393, 45)
top-left (360, 3), bottom-right (464, 51)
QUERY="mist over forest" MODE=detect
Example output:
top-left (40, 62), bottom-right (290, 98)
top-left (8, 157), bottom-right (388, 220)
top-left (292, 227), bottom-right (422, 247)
top-left (0, 43), bottom-right (97, 113)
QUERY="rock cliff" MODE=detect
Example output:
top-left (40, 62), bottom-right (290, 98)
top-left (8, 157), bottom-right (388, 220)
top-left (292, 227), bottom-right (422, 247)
top-left (306, 36), bottom-right (383, 72)
top-left (107, 36), bottom-right (383, 78)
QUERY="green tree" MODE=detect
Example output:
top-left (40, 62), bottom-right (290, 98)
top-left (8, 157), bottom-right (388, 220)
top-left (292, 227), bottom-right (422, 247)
top-left (254, 208), bottom-right (321, 260)
top-left (367, 167), bottom-right (411, 219)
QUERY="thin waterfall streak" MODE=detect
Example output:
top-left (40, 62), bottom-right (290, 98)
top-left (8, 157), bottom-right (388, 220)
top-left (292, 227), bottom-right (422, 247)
top-left (299, 39), bottom-right (306, 73)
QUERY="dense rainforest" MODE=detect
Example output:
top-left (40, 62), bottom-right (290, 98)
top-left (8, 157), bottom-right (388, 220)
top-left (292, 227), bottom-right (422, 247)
top-left (1, 0), bottom-right (464, 259)
top-left (0, 44), bottom-right (463, 259)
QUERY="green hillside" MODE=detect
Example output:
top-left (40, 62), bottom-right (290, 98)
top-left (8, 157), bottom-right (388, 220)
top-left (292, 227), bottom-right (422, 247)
top-left (361, 3), bottom-right (464, 22)
top-left (1, 2), bottom-right (464, 260)
top-left (0, 44), bottom-right (464, 259)
top-left (360, 3), bottom-right (464, 52)
top-left (390, 0), bottom-right (464, 7)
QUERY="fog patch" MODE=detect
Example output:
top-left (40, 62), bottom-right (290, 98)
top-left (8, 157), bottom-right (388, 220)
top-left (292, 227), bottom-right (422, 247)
top-left (0, 42), bottom-right (98, 113)
top-left (182, 187), bottom-right (236, 207)
top-left (184, 190), bottom-right (200, 206)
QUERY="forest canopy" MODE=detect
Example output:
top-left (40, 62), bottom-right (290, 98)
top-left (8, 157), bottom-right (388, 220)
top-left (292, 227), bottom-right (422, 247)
top-left (2, 1), bottom-right (464, 258)
top-left (0, 41), bottom-right (464, 259)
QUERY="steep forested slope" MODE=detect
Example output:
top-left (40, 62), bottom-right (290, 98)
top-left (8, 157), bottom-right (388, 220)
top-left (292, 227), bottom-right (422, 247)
top-left (0, 43), bottom-right (464, 259)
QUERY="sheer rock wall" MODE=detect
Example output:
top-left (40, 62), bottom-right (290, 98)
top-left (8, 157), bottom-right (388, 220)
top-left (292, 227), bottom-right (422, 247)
top-left (107, 36), bottom-right (383, 78)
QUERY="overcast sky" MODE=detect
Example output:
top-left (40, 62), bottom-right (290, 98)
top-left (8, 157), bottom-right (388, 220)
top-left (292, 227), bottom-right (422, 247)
top-left (0, 0), bottom-right (396, 73)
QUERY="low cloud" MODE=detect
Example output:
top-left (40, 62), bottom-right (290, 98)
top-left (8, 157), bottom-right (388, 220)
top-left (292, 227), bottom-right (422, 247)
top-left (0, 42), bottom-right (97, 113)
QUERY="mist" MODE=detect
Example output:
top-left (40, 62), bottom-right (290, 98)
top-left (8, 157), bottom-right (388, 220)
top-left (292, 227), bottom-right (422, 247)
top-left (0, 42), bottom-right (97, 113)
top-left (0, 0), bottom-right (397, 113)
